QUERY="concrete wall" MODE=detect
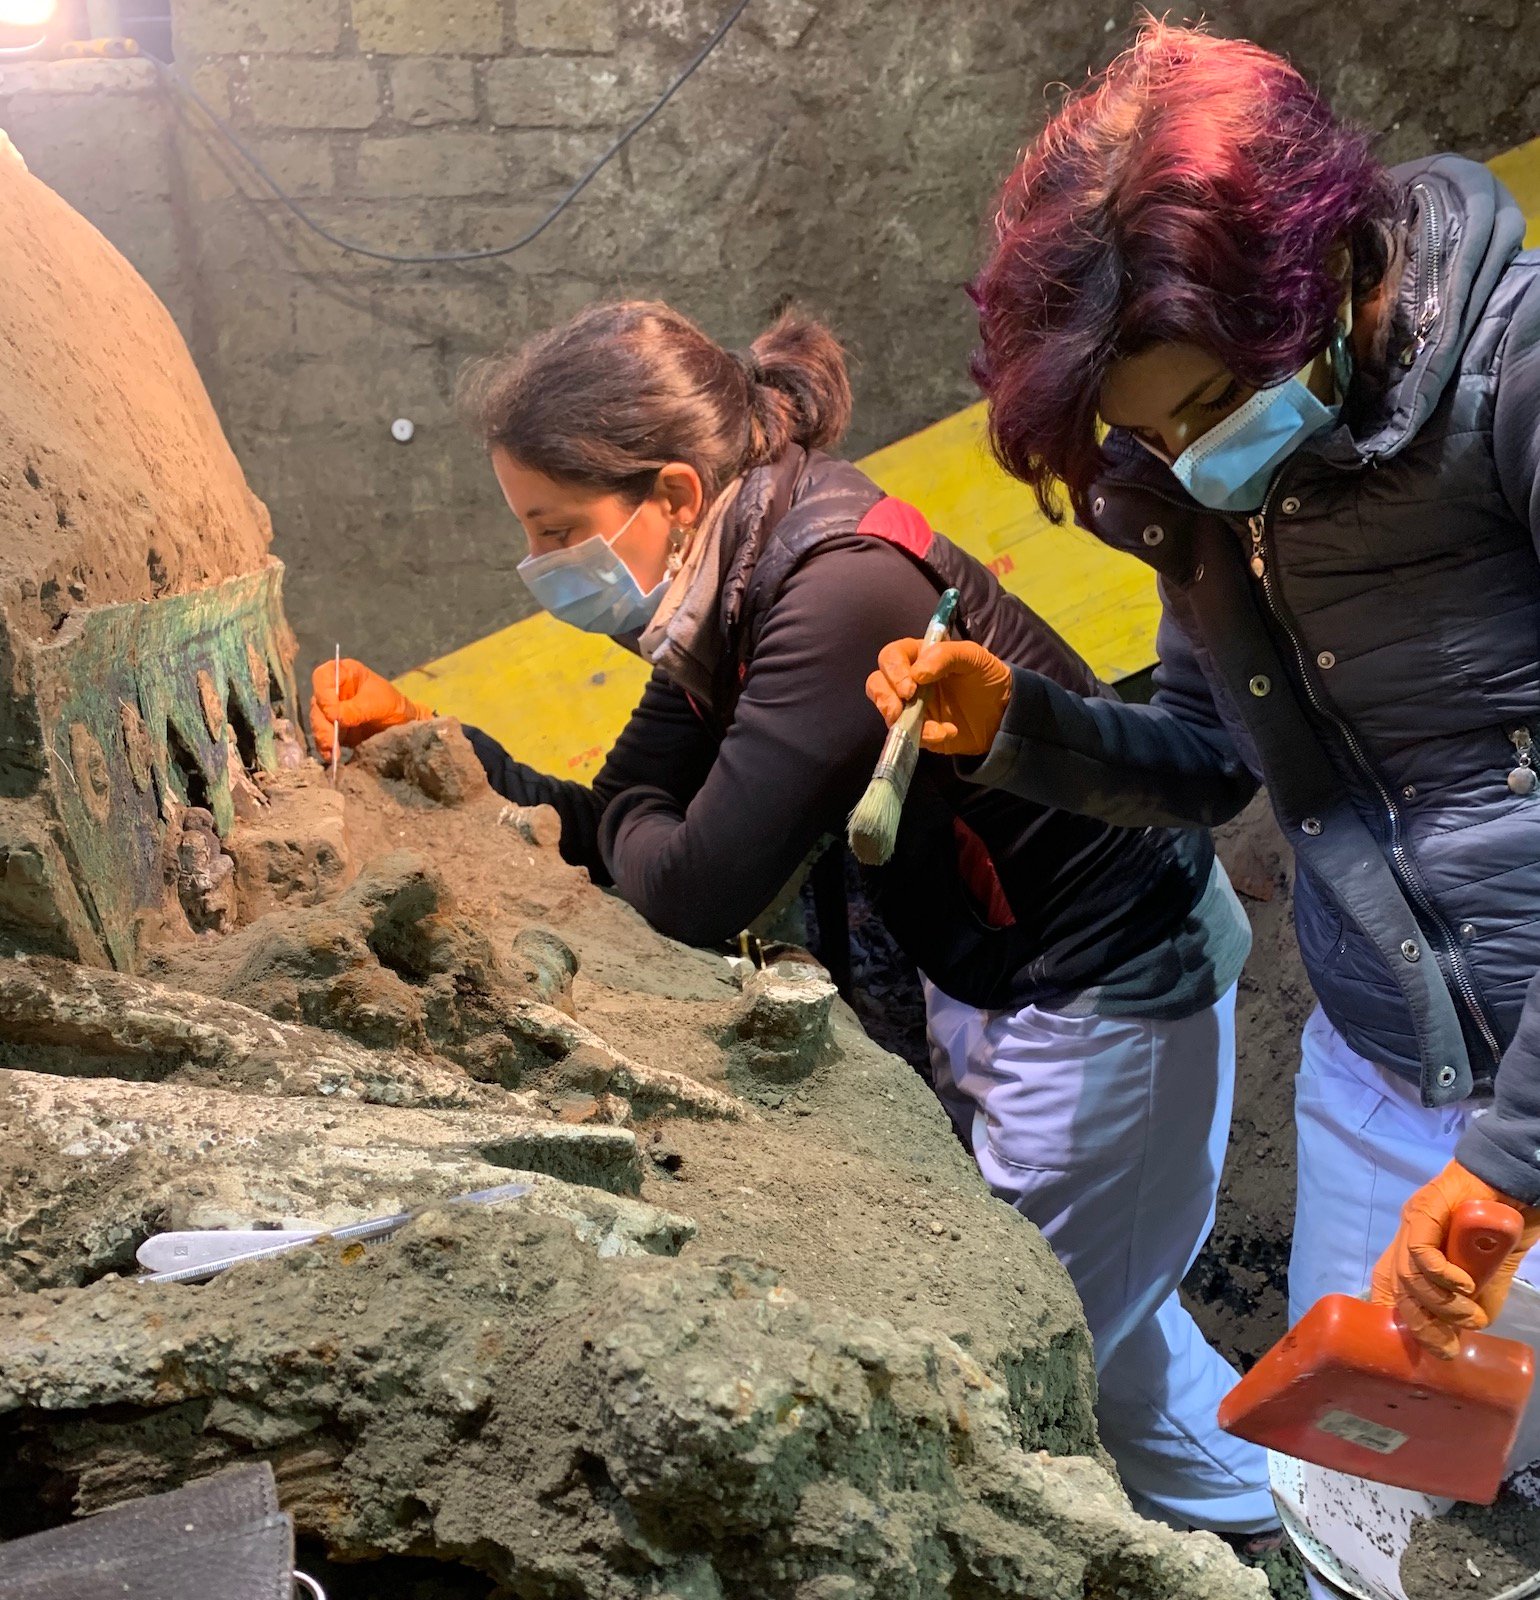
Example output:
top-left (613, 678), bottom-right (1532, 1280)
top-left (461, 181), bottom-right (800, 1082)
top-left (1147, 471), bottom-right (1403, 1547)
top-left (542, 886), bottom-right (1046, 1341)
top-left (3, 0), bottom-right (1539, 679)
top-left (0, 58), bottom-right (196, 331)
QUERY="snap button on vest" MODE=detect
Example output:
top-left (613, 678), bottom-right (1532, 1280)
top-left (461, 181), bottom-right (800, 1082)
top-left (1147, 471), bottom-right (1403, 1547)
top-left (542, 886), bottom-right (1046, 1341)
top-left (1142, 524), bottom-right (1164, 546)
top-left (1316, 650), bottom-right (1336, 669)
top-left (1437, 1065), bottom-right (1458, 1089)
top-left (1301, 817), bottom-right (1322, 835)
top-left (1249, 675), bottom-right (1270, 697)
top-left (1461, 922), bottom-right (1476, 939)
top-left (1401, 939), bottom-right (1421, 962)
top-left (1281, 496), bottom-right (1301, 515)
top-left (1092, 496), bottom-right (1106, 517)
top-left (1402, 784), bottom-right (1417, 800)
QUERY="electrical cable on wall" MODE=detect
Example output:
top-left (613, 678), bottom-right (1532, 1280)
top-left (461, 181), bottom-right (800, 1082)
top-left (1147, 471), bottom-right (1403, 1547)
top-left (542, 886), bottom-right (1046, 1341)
top-left (150, 0), bottom-right (752, 266)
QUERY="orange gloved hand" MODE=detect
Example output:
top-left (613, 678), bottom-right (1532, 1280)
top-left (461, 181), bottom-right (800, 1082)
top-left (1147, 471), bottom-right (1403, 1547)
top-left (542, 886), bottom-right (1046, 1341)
top-left (864, 637), bottom-right (1013, 756)
top-left (309, 658), bottom-right (432, 763)
top-left (1369, 1159), bottom-right (1540, 1359)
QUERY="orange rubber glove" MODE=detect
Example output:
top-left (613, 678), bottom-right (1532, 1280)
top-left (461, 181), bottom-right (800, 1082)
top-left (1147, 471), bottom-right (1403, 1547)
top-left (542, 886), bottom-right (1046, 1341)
top-left (309, 659), bottom-right (432, 763)
top-left (864, 638), bottom-right (1014, 756)
top-left (1369, 1159), bottom-right (1540, 1358)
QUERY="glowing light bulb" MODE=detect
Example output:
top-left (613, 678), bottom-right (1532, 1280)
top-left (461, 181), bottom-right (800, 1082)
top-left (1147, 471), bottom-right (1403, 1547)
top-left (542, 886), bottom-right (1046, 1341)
top-left (0, 0), bottom-right (56, 26)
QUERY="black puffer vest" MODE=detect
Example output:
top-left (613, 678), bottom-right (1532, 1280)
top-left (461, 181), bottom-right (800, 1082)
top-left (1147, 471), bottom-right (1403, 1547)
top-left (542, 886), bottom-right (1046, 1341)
top-left (1087, 155), bottom-right (1540, 1103)
top-left (716, 445), bottom-right (1214, 1011)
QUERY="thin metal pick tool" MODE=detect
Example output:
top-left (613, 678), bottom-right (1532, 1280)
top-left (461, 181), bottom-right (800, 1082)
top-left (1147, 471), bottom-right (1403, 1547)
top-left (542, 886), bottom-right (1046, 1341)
top-left (135, 1181), bottom-right (534, 1285)
top-left (328, 642), bottom-right (341, 786)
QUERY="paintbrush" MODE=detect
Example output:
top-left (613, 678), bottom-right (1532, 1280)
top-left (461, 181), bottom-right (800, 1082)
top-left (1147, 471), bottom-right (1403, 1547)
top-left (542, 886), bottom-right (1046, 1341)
top-left (847, 587), bottom-right (960, 866)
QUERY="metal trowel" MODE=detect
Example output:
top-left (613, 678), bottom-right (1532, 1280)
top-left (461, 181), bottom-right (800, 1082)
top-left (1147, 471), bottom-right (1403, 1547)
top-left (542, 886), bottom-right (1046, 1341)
top-left (1219, 1199), bottom-right (1535, 1504)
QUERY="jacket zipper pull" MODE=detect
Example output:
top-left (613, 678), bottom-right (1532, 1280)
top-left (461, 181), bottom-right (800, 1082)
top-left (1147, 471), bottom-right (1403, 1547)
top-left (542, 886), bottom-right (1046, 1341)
top-left (1509, 727), bottom-right (1538, 796)
top-left (1400, 311), bottom-right (1436, 367)
top-left (1248, 514), bottom-right (1266, 579)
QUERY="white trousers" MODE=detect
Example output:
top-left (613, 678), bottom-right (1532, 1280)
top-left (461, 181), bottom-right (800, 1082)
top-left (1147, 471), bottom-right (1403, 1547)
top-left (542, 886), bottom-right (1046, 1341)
top-left (1293, 1008), bottom-right (1540, 1600)
top-left (924, 980), bottom-right (1277, 1535)
top-left (1291, 1005), bottom-right (1540, 1317)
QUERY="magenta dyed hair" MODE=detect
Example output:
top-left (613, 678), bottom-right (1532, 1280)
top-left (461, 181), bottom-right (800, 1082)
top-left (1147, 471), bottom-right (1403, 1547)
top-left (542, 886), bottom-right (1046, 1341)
top-left (971, 21), bottom-right (1403, 523)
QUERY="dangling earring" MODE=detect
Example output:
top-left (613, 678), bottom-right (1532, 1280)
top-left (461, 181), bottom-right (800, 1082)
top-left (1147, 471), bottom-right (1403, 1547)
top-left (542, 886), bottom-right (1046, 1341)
top-left (665, 525), bottom-right (687, 576)
top-left (1331, 289), bottom-right (1354, 399)
top-left (1329, 320), bottom-right (1354, 402)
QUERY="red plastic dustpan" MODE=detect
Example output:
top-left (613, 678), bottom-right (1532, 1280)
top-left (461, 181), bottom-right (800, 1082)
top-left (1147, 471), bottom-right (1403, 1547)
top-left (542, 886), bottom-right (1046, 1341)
top-left (1218, 1199), bottom-right (1535, 1504)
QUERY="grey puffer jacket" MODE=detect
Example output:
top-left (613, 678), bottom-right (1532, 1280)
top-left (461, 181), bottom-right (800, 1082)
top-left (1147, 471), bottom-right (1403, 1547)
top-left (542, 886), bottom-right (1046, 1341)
top-left (966, 155), bottom-right (1540, 1202)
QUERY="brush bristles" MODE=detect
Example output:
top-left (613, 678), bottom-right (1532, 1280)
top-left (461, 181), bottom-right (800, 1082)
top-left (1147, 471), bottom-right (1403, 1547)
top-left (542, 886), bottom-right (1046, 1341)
top-left (847, 773), bottom-right (905, 866)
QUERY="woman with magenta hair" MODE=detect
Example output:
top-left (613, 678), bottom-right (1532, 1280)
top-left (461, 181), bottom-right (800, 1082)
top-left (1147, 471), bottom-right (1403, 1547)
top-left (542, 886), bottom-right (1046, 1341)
top-left (869, 21), bottom-right (1540, 1431)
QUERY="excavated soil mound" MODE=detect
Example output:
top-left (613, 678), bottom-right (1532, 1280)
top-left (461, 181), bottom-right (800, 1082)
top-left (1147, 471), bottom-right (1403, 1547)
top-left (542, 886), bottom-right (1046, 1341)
top-left (0, 723), bottom-right (1266, 1600)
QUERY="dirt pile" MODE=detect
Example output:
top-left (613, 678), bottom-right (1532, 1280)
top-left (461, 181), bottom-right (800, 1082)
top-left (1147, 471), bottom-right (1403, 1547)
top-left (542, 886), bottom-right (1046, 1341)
top-left (153, 849), bottom-right (560, 1081)
top-left (0, 721), bottom-right (1268, 1598)
top-left (1401, 1486), bottom-right (1540, 1599)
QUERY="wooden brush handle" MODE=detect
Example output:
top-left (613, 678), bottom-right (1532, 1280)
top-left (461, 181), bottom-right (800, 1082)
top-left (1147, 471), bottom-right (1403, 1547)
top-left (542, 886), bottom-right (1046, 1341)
top-left (868, 587), bottom-right (959, 790)
top-left (1446, 1198), bottom-right (1526, 1294)
top-left (889, 691), bottom-right (927, 747)
top-left (872, 692), bottom-right (927, 790)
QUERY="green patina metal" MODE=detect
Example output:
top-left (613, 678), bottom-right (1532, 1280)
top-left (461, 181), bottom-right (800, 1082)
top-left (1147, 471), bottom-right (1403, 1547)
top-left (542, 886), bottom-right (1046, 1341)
top-left (27, 561), bottom-right (300, 969)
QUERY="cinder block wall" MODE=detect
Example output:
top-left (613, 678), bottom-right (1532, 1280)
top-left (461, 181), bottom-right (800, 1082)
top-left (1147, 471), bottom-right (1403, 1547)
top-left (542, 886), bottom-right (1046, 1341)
top-left (4, 0), bottom-right (1539, 678)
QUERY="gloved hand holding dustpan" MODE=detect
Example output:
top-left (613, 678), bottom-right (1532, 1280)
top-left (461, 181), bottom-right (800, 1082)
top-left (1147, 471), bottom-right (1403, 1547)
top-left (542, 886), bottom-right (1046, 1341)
top-left (1369, 1162), bottom-right (1540, 1365)
top-left (1264, 1261), bottom-right (1540, 1600)
top-left (1220, 1197), bottom-right (1534, 1503)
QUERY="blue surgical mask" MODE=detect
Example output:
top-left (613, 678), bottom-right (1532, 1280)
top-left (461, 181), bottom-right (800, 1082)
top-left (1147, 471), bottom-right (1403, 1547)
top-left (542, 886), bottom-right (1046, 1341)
top-left (517, 502), bottom-right (670, 636)
top-left (1156, 328), bottom-right (1352, 514)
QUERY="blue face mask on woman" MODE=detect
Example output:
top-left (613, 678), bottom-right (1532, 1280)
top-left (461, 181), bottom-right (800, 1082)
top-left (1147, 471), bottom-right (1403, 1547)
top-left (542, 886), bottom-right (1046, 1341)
top-left (517, 501), bottom-right (670, 636)
top-left (1156, 326), bottom-right (1352, 514)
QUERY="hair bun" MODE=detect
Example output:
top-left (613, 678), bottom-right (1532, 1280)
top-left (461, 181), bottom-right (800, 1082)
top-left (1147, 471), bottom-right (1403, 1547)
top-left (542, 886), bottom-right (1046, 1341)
top-left (733, 349), bottom-right (766, 385)
top-left (741, 309), bottom-right (853, 466)
top-left (457, 298), bottom-right (851, 506)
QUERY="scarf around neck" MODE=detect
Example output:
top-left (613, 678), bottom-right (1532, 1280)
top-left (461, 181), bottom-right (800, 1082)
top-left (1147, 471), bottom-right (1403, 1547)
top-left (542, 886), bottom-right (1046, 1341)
top-left (634, 476), bottom-right (744, 709)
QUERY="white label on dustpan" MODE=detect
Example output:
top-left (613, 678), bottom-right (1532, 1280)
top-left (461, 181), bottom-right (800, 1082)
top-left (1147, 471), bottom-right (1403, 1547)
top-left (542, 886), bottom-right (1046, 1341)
top-left (1314, 1409), bottom-right (1410, 1455)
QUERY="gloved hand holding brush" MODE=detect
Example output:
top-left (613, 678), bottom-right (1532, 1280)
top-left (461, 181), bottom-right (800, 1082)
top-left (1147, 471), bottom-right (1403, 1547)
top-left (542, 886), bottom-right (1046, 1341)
top-left (309, 658), bottom-right (432, 763)
top-left (1371, 1159), bottom-right (1540, 1357)
top-left (865, 636), bottom-right (1013, 757)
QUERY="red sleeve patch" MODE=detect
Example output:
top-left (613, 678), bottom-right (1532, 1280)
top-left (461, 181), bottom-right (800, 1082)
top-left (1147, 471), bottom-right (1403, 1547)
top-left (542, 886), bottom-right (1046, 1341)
top-left (952, 817), bottom-right (1016, 929)
top-left (856, 495), bottom-right (934, 559)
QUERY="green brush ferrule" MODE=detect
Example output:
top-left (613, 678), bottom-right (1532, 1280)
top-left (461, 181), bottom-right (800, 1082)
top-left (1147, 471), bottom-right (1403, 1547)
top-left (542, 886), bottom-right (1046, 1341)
top-left (926, 588), bottom-right (960, 642)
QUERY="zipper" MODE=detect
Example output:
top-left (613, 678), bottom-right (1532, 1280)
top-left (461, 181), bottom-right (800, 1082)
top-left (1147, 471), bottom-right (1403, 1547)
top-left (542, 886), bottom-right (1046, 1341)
top-left (1403, 182), bottom-right (1444, 364)
top-left (1246, 472), bottom-right (1502, 1068)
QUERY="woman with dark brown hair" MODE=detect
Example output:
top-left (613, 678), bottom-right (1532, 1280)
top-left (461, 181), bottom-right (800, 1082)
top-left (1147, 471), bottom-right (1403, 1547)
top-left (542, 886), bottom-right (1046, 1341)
top-left (311, 298), bottom-right (1277, 1542)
